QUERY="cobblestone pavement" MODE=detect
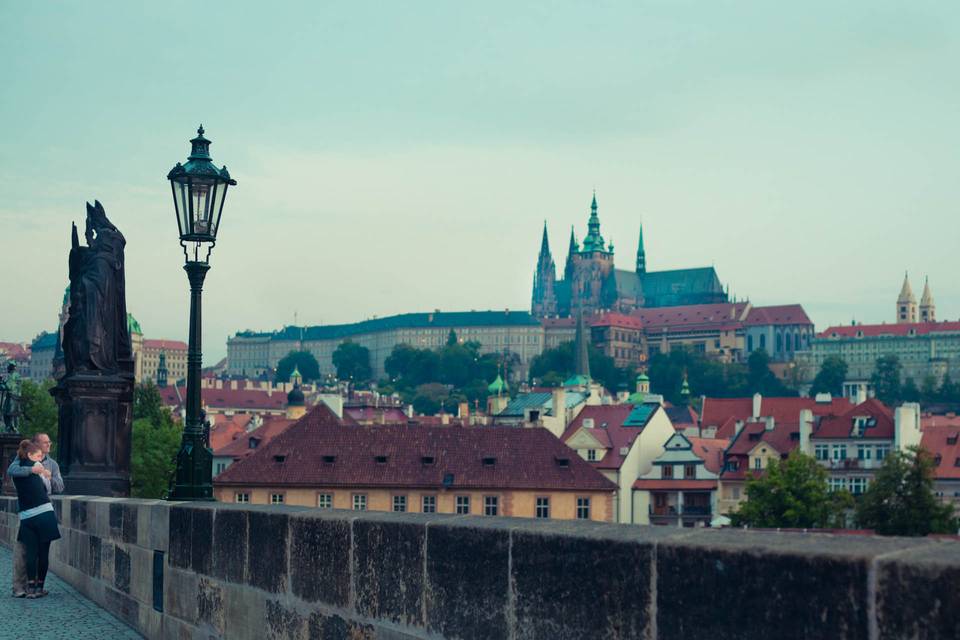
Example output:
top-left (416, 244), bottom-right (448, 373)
top-left (0, 544), bottom-right (142, 639)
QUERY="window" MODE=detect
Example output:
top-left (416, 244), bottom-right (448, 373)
top-left (353, 494), bottom-right (367, 511)
top-left (535, 497), bottom-right (550, 519)
top-left (587, 449), bottom-right (597, 462)
top-left (832, 445), bottom-right (847, 461)
top-left (684, 465), bottom-right (696, 479)
top-left (235, 492), bottom-right (249, 503)
top-left (662, 465), bottom-right (673, 479)
top-left (215, 462), bottom-right (227, 474)
top-left (828, 477), bottom-right (847, 492)
top-left (576, 497), bottom-right (591, 520)
top-left (849, 477), bottom-right (868, 495)
top-left (455, 495), bottom-right (471, 515)
top-left (754, 458), bottom-right (762, 470)
top-left (422, 495), bottom-right (437, 513)
top-left (317, 493), bottom-right (332, 509)
top-left (393, 495), bottom-right (407, 512)
top-left (876, 446), bottom-right (890, 461)
top-left (732, 487), bottom-right (741, 499)
top-left (484, 496), bottom-right (499, 516)
top-left (857, 445), bottom-right (872, 461)
top-left (747, 335), bottom-right (754, 352)
top-left (815, 444), bottom-right (829, 461)
top-left (270, 493), bottom-right (285, 505)
top-left (759, 334), bottom-right (766, 350)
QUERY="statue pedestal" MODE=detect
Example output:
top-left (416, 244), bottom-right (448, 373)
top-left (0, 432), bottom-right (23, 497)
top-left (52, 373), bottom-right (133, 497)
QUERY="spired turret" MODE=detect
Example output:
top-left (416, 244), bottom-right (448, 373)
top-left (920, 277), bottom-right (936, 322)
top-left (531, 221), bottom-right (558, 318)
top-left (896, 272), bottom-right (918, 324)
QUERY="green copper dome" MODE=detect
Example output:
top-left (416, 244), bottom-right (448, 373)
top-left (488, 374), bottom-right (508, 395)
top-left (127, 313), bottom-right (143, 336)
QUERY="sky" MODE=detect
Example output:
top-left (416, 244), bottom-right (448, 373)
top-left (1, 1), bottom-right (958, 364)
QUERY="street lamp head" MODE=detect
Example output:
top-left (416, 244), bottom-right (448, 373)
top-left (167, 125), bottom-right (236, 263)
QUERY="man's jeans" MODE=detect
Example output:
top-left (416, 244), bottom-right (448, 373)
top-left (11, 541), bottom-right (27, 594)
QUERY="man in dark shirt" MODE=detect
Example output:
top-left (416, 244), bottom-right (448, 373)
top-left (8, 433), bottom-right (62, 597)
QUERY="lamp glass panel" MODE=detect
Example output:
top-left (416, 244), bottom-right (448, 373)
top-left (190, 179), bottom-right (215, 237)
top-left (210, 181), bottom-right (229, 238)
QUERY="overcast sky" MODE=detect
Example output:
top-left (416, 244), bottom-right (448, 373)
top-left (2, 1), bottom-right (958, 364)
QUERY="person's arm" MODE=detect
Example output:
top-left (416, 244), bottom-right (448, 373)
top-left (6, 458), bottom-right (32, 478)
top-left (47, 459), bottom-right (64, 494)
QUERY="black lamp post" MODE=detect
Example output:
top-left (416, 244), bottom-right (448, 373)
top-left (166, 125), bottom-right (236, 501)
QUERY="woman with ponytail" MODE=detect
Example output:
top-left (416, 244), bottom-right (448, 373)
top-left (11, 439), bottom-right (61, 598)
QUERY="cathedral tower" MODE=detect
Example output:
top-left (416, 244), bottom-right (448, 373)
top-left (531, 222), bottom-right (558, 318)
top-left (896, 273), bottom-right (918, 324)
top-left (636, 224), bottom-right (646, 274)
top-left (920, 277), bottom-right (935, 322)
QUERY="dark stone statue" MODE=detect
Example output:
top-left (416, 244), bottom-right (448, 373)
top-left (52, 201), bottom-right (133, 496)
top-left (63, 200), bottom-right (133, 376)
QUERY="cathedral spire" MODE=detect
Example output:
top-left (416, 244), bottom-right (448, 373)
top-left (636, 224), bottom-right (646, 274)
top-left (920, 276), bottom-right (936, 322)
top-left (581, 192), bottom-right (607, 253)
top-left (539, 220), bottom-right (551, 258)
top-left (896, 272), bottom-right (918, 324)
top-left (564, 225), bottom-right (578, 281)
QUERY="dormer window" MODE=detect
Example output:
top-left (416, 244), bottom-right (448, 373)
top-left (948, 433), bottom-right (959, 445)
top-left (748, 433), bottom-right (761, 442)
top-left (482, 456), bottom-right (496, 467)
top-left (375, 455), bottom-right (388, 464)
top-left (273, 455), bottom-right (286, 463)
top-left (934, 454), bottom-right (942, 466)
top-left (421, 456), bottom-right (435, 466)
top-left (249, 438), bottom-right (259, 449)
top-left (555, 456), bottom-right (570, 468)
top-left (322, 455), bottom-right (336, 464)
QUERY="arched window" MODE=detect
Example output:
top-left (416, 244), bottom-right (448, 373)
top-left (776, 333), bottom-right (782, 352)
top-left (747, 335), bottom-right (754, 352)
top-left (759, 334), bottom-right (766, 351)
top-left (795, 333), bottom-right (801, 350)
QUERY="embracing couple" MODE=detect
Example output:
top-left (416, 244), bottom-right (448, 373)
top-left (6, 433), bottom-right (63, 599)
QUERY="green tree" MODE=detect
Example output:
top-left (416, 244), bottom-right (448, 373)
top-left (901, 377), bottom-right (920, 402)
top-left (18, 379), bottom-right (59, 457)
top-left (732, 450), bottom-right (852, 529)
top-left (747, 349), bottom-right (791, 396)
top-left (333, 341), bottom-right (372, 383)
top-left (130, 383), bottom-right (183, 499)
top-left (856, 446), bottom-right (957, 536)
top-left (871, 355), bottom-right (902, 405)
top-left (808, 356), bottom-right (847, 397)
top-left (275, 350), bottom-right (321, 383)
top-left (938, 374), bottom-right (960, 403)
top-left (412, 383), bottom-right (449, 415)
top-left (446, 329), bottom-right (458, 346)
top-left (920, 375), bottom-right (939, 401)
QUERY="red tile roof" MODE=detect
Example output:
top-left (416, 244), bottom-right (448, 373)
top-left (215, 405), bottom-right (616, 492)
top-left (744, 305), bottom-right (812, 327)
top-left (590, 312), bottom-right (643, 329)
top-left (159, 385), bottom-right (287, 411)
top-left (0, 342), bottom-right (31, 360)
top-left (687, 437), bottom-right (730, 474)
top-left (209, 414), bottom-right (253, 450)
top-left (633, 479), bottom-right (718, 490)
top-left (922, 414), bottom-right (960, 429)
top-left (818, 321), bottom-right (960, 339)
top-left (143, 339), bottom-right (188, 351)
top-left (813, 399), bottom-right (894, 440)
top-left (633, 302), bottom-right (750, 333)
top-left (721, 421), bottom-right (800, 480)
top-left (561, 404), bottom-right (651, 470)
top-left (701, 396), bottom-right (852, 434)
top-left (213, 416), bottom-right (297, 459)
top-left (921, 426), bottom-right (960, 480)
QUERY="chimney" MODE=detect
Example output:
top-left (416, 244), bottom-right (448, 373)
top-left (405, 404), bottom-right (414, 419)
top-left (894, 402), bottom-right (921, 451)
top-left (752, 392), bottom-right (762, 420)
top-left (856, 385), bottom-right (867, 405)
top-left (458, 402), bottom-right (470, 418)
top-left (552, 388), bottom-right (567, 424)
top-left (799, 409), bottom-right (813, 455)
top-left (764, 416), bottom-right (775, 431)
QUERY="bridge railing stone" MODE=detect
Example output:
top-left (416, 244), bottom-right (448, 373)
top-left (0, 496), bottom-right (957, 639)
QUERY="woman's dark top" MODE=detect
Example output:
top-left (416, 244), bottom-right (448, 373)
top-left (12, 458), bottom-right (50, 511)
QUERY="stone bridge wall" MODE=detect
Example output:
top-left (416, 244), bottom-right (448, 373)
top-left (0, 496), bottom-right (957, 639)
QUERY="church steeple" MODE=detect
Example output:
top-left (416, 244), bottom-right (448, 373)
top-left (531, 222), bottom-right (557, 318)
top-left (564, 226), bottom-right (578, 281)
top-left (897, 272), bottom-right (918, 324)
top-left (574, 306), bottom-right (591, 381)
top-left (920, 276), bottom-right (936, 322)
top-left (580, 191), bottom-right (607, 253)
top-left (539, 220), bottom-right (551, 257)
top-left (636, 224), bottom-right (646, 274)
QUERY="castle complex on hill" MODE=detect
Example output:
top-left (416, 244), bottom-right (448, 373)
top-left (531, 194), bottom-right (728, 319)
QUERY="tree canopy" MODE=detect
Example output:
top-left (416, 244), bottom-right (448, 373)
top-left (332, 341), bottom-right (372, 383)
top-left (275, 350), bottom-right (321, 383)
top-left (528, 341), bottom-right (627, 392)
top-left (382, 341), bottom-right (501, 412)
top-left (871, 355), bottom-right (902, 405)
top-left (130, 382), bottom-right (182, 499)
top-left (855, 446), bottom-right (957, 536)
top-left (17, 379), bottom-right (59, 457)
top-left (731, 450), bottom-right (852, 529)
top-left (808, 356), bottom-right (848, 397)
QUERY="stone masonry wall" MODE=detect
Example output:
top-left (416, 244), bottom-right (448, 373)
top-left (0, 496), bottom-right (958, 639)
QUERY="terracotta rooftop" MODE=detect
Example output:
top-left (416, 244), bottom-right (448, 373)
top-left (633, 302), bottom-right (750, 332)
top-left (143, 339), bottom-right (188, 351)
top-left (813, 399), bottom-right (894, 440)
top-left (159, 385), bottom-right (287, 411)
top-left (215, 405), bottom-right (616, 492)
top-left (721, 421), bottom-right (800, 480)
top-left (687, 437), bottom-right (730, 474)
top-left (701, 395), bottom-right (852, 435)
top-left (744, 304), bottom-right (812, 327)
top-left (209, 414), bottom-right (253, 450)
top-left (818, 321), bottom-right (960, 339)
top-left (213, 416), bottom-right (297, 460)
top-left (562, 404), bottom-right (658, 470)
top-left (921, 426), bottom-right (960, 480)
